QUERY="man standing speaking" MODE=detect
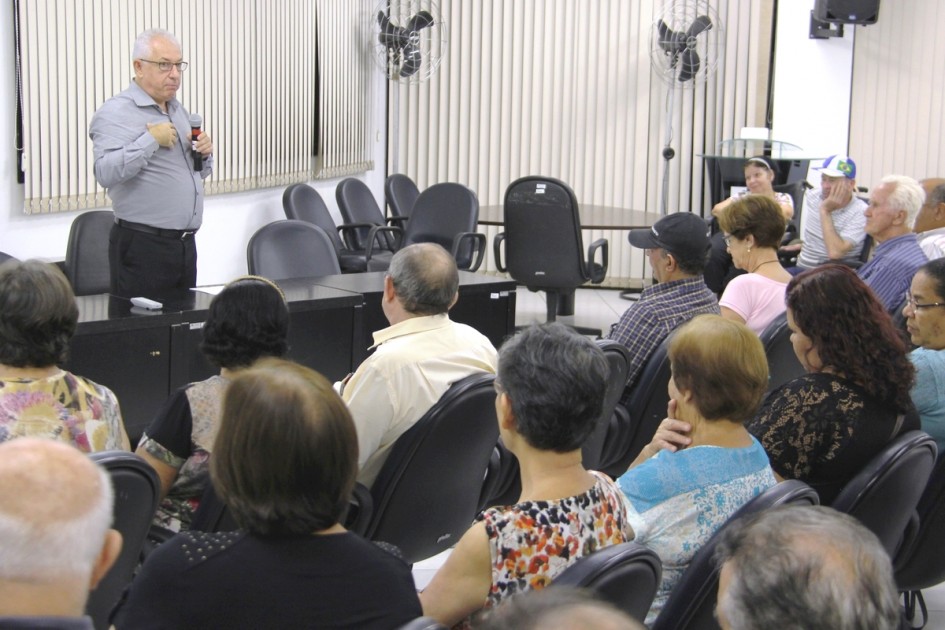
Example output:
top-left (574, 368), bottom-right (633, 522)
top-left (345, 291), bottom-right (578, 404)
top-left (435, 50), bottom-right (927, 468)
top-left (90, 29), bottom-right (213, 298)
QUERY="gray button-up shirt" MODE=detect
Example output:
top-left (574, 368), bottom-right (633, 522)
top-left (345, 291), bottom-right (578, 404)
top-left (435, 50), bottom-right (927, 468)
top-left (89, 80), bottom-right (212, 230)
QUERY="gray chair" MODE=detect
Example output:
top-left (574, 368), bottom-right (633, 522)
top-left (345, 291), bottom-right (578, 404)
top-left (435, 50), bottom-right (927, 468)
top-left (494, 176), bottom-right (607, 333)
top-left (65, 210), bottom-right (114, 296)
top-left (551, 541), bottom-right (662, 623)
top-left (336, 177), bottom-right (400, 251)
top-left (582, 339), bottom-right (632, 472)
top-left (385, 173), bottom-right (420, 223)
top-left (758, 312), bottom-right (805, 394)
top-left (247, 220), bottom-right (341, 280)
top-left (282, 183), bottom-right (392, 272)
top-left (87, 451), bottom-right (160, 630)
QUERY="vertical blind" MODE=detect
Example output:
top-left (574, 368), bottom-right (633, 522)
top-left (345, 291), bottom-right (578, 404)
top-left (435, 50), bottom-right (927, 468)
top-left (390, 0), bottom-right (773, 283)
top-left (16, 0), bottom-right (373, 214)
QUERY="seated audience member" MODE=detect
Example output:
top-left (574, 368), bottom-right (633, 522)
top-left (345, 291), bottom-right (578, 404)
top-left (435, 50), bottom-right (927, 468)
top-left (915, 177), bottom-right (945, 260)
top-left (114, 359), bottom-right (422, 629)
top-left (616, 315), bottom-right (776, 625)
top-left (747, 265), bottom-right (918, 504)
top-left (0, 260), bottom-right (129, 451)
top-left (904, 258), bottom-right (945, 455)
top-left (717, 195), bottom-right (792, 334)
top-left (136, 276), bottom-right (289, 532)
top-left (857, 174), bottom-right (929, 312)
top-left (706, 156), bottom-right (794, 294)
top-left (420, 323), bottom-right (632, 628)
top-left (0, 438), bottom-right (122, 627)
top-left (607, 212), bottom-right (719, 402)
top-left (339, 243), bottom-right (497, 487)
top-left (789, 154), bottom-right (868, 269)
top-left (479, 587), bottom-right (645, 630)
top-left (714, 505), bottom-right (900, 630)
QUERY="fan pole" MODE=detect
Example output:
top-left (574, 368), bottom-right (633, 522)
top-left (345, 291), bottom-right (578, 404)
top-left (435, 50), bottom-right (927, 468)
top-left (660, 87), bottom-right (676, 217)
top-left (390, 79), bottom-right (400, 175)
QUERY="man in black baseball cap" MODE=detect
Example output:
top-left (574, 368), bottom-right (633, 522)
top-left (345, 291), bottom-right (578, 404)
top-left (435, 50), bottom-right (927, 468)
top-left (608, 212), bottom-right (719, 401)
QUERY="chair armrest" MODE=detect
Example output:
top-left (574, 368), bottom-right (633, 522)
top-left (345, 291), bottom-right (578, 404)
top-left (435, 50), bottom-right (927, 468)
top-left (452, 232), bottom-right (487, 271)
top-left (343, 482), bottom-right (374, 537)
top-left (364, 225), bottom-right (404, 263)
top-left (338, 222), bottom-right (381, 251)
top-left (493, 232), bottom-right (507, 273)
top-left (587, 237), bottom-right (609, 283)
top-left (386, 215), bottom-right (409, 228)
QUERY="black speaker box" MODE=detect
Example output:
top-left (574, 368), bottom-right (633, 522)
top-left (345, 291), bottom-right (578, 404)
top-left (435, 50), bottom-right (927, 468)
top-left (814, 0), bottom-right (880, 25)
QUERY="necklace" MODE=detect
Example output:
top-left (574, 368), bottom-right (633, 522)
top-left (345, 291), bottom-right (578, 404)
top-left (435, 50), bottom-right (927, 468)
top-left (751, 260), bottom-right (779, 273)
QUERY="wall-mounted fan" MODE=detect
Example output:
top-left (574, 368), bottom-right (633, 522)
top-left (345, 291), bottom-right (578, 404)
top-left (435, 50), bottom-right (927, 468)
top-left (649, 1), bottom-right (724, 214)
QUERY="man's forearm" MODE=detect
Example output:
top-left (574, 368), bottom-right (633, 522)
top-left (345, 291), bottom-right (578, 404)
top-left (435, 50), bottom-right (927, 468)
top-left (819, 210), bottom-right (854, 259)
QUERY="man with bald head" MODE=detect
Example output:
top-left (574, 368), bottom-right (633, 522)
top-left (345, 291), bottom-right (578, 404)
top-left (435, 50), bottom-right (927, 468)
top-left (338, 243), bottom-right (498, 486)
top-left (915, 178), bottom-right (945, 260)
top-left (0, 439), bottom-right (122, 627)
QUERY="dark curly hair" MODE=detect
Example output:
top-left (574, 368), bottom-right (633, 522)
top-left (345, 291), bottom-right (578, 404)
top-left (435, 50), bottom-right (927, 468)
top-left (0, 260), bottom-right (78, 367)
top-left (200, 276), bottom-right (289, 369)
top-left (787, 265), bottom-right (914, 412)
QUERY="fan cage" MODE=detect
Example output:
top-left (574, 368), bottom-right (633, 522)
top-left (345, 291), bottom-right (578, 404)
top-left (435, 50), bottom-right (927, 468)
top-left (649, 1), bottom-right (724, 88)
top-left (372, 0), bottom-right (449, 83)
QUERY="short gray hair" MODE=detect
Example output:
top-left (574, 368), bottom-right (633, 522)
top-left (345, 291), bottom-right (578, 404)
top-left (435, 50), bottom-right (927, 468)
top-left (133, 28), bottom-right (182, 60)
top-left (714, 504), bottom-right (900, 630)
top-left (388, 243), bottom-right (459, 315)
top-left (880, 174), bottom-right (925, 228)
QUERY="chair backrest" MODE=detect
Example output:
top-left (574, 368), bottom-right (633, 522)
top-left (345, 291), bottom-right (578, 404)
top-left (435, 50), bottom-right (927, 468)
top-left (772, 180), bottom-right (808, 230)
top-left (282, 183), bottom-right (344, 253)
top-left (403, 182), bottom-right (481, 269)
top-left (0, 251), bottom-right (16, 265)
top-left (895, 454), bottom-right (945, 591)
top-left (831, 430), bottom-right (937, 557)
top-left (247, 220), bottom-right (342, 280)
top-left (582, 340), bottom-right (633, 472)
top-left (65, 210), bottom-right (114, 296)
top-left (336, 177), bottom-right (392, 249)
top-left (551, 541), bottom-right (663, 623)
top-left (86, 451), bottom-right (160, 630)
top-left (604, 334), bottom-right (673, 478)
top-left (758, 311), bottom-right (805, 394)
top-left (651, 480), bottom-right (820, 630)
top-left (501, 176), bottom-right (591, 290)
top-left (386, 173), bottom-right (421, 220)
top-left (365, 373), bottom-right (499, 564)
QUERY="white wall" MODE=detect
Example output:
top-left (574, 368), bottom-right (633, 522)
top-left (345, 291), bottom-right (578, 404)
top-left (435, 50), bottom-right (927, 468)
top-left (0, 11), bottom-right (389, 286)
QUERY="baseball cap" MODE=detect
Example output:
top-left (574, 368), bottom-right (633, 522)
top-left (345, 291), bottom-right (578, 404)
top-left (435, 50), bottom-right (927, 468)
top-left (815, 155), bottom-right (856, 179)
top-left (628, 212), bottom-right (711, 259)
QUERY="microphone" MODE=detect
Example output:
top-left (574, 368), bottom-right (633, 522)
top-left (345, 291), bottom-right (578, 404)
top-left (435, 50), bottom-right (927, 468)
top-left (190, 114), bottom-right (203, 171)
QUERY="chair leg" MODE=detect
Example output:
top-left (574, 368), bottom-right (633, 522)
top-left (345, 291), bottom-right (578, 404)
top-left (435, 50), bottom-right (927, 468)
top-left (902, 590), bottom-right (928, 629)
top-left (545, 291), bottom-right (559, 323)
top-left (556, 289), bottom-right (576, 316)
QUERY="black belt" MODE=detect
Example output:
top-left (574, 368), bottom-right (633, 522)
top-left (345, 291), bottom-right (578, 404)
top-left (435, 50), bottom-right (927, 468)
top-left (116, 219), bottom-right (197, 240)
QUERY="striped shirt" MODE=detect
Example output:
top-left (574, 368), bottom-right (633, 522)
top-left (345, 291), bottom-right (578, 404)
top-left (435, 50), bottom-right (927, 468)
top-left (797, 190), bottom-right (868, 268)
top-left (857, 233), bottom-right (928, 312)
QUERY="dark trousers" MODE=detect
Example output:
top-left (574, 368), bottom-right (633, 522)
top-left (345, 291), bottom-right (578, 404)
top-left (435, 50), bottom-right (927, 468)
top-left (109, 223), bottom-right (197, 298)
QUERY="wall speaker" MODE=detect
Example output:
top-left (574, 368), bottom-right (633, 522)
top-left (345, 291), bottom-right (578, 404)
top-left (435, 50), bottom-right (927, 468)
top-left (813, 0), bottom-right (880, 25)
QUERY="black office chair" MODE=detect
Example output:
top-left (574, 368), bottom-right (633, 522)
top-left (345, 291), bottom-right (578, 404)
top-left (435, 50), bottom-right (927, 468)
top-left (65, 210), bottom-right (114, 296)
top-left (600, 334), bottom-right (673, 479)
top-left (354, 373), bottom-right (499, 564)
top-left (399, 182), bottom-right (486, 271)
top-left (551, 541), bottom-right (662, 623)
top-left (651, 480), bottom-right (820, 630)
top-left (282, 183), bottom-right (392, 272)
top-left (477, 438), bottom-right (521, 512)
top-left (758, 311), bottom-right (805, 394)
top-left (895, 455), bottom-right (945, 627)
top-left (86, 451), bottom-right (160, 630)
top-left (582, 340), bottom-right (632, 472)
top-left (830, 430), bottom-right (937, 558)
top-left (385, 173), bottom-right (420, 224)
top-left (494, 176), bottom-right (608, 334)
top-left (246, 220), bottom-right (342, 280)
top-left (336, 177), bottom-right (400, 251)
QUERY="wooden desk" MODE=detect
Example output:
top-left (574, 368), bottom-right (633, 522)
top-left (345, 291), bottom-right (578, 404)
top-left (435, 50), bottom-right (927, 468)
top-left (478, 204), bottom-right (653, 229)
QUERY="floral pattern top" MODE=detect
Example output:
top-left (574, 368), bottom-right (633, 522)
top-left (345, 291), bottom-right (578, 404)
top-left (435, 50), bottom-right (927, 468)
top-left (460, 471), bottom-right (632, 628)
top-left (138, 375), bottom-right (228, 532)
top-left (0, 370), bottom-right (126, 452)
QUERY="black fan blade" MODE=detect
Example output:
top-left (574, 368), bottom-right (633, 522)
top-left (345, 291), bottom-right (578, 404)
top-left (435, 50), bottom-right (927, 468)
top-left (406, 10), bottom-right (435, 33)
top-left (400, 43), bottom-right (423, 77)
top-left (377, 11), bottom-right (409, 49)
top-left (686, 15), bottom-right (713, 39)
top-left (678, 49), bottom-right (701, 82)
top-left (657, 20), bottom-right (685, 53)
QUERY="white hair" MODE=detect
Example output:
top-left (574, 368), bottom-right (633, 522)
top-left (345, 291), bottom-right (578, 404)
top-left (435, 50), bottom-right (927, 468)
top-left (880, 174), bottom-right (925, 228)
top-left (0, 461), bottom-right (113, 580)
top-left (132, 28), bottom-right (182, 60)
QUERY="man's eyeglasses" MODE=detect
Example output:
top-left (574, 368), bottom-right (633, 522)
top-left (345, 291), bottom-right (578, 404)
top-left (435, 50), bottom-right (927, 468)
top-left (138, 59), bottom-right (188, 72)
top-left (904, 292), bottom-right (945, 311)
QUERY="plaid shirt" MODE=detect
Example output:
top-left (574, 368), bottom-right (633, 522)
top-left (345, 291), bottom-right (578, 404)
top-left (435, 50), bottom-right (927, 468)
top-left (608, 276), bottom-right (720, 396)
